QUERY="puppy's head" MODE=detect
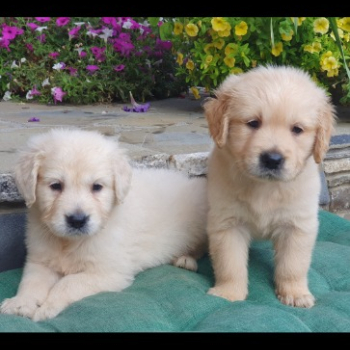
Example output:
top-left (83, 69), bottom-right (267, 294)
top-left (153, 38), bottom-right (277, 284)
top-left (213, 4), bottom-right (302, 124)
top-left (204, 65), bottom-right (336, 181)
top-left (14, 129), bottom-right (132, 238)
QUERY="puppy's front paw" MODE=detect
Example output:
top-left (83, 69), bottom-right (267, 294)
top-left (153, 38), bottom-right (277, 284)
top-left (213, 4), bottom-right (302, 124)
top-left (32, 302), bottom-right (64, 321)
top-left (277, 292), bottom-right (315, 308)
top-left (173, 255), bottom-right (198, 272)
top-left (208, 283), bottom-right (247, 302)
top-left (0, 296), bottom-right (40, 319)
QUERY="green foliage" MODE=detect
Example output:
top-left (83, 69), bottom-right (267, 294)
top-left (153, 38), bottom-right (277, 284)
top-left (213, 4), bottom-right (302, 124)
top-left (151, 17), bottom-right (350, 105)
top-left (0, 17), bottom-right (187, 105)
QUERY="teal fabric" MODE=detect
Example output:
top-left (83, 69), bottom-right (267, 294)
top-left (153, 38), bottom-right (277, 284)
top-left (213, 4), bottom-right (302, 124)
top-left (1, 210), bottom-right (350, 332)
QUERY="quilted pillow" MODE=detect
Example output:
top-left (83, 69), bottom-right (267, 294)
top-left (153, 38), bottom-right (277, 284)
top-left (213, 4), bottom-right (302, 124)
top-left (0, 210), bottom-right (349, 332)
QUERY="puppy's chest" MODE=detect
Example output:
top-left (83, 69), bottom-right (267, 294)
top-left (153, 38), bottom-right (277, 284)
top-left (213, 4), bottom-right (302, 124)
top-left (42, 241), bottom-right (92, 275)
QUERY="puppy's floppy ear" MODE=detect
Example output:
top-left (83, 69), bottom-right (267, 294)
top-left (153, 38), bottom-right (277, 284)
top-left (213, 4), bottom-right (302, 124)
top-left (112, 150), bottom-right (133, 204)
top-left (14, 149), bottom-right (42, 208)
top-left (204, 93), bottom-right (230, 148)
top-left (313, 98), bottom-right (336, 164)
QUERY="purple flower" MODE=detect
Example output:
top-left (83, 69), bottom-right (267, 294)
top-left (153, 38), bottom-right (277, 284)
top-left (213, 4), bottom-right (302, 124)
top-left (26, 43), bottom-right (33, 51)
top-left (156, 39), bottom-right (172, 51)
top-left (37, 34), bottom-right (46, 43)
top-left (56, 17), bottom-right (70, 26)
top-left (0, 38), bottom-right (11, 51)
top-left (51, 87), bottom-right (66, 104)
top-left (30, 85), bottom-right (41, 96)
top-left (28, 117), bottom-right (40, 122)
top-left (35, 17), bottom-right (51, 23)
top-left (67, 67), bottom-right (78, 76)
top-left (68, 26), bottom-right (81, 39)
top-left (79, 51), bottom-right (87, 58)
top-left (123, 91), bottom-right (150, 113)
top-left (101, 17), bottom-right (117, 27)
top-left (90, 46), bottom-right (106, 62)
top-left (2, 25), bottom-right (23, 40)
top-left (27, 23), bottom-right (38, 31)
top-left (114, 64), bottom-right (125, 72)
top-left (48, 52), bottom-right (59, 59)
top-left (113, 39), bottom-right (134, 57)
top-left (86, 65), bottom-right (99, 74)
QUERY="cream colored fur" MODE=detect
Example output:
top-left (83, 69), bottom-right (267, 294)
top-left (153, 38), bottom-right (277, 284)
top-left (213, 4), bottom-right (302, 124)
top-left (0, 129), bottom-right (208, 321)
top-left (204, 65), bottom-right (336, 308)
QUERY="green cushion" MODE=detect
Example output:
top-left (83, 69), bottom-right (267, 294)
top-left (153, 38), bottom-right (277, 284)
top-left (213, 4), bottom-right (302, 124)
top-left (1, 210), bottom-right (350, 332)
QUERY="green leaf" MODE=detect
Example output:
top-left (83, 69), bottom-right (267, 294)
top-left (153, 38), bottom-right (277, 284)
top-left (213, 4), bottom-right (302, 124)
top-left (329, 16), bottom-right (350, 81)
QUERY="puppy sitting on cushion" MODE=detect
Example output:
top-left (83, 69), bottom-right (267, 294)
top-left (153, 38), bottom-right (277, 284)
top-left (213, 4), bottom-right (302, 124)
top-left (0, 129), bottom-right (208, 321)
top-left (203, 65), bottom-right (336, 308)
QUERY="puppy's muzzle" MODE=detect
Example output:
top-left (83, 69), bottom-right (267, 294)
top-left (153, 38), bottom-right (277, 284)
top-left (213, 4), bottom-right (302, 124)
top-left (65, 212), bottom-right (90, 232)
top-left (258, 151), bottom-right (285, 179)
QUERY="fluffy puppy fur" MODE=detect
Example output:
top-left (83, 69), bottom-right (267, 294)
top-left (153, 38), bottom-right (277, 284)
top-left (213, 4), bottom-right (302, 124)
top-left (203, 65), bottom-right (336, 308)
top-left (0, 129), bottom-right (208, 321)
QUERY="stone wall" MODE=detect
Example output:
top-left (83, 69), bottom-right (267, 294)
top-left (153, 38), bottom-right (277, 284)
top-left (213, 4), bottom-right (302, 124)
top-left (323, 134), bottom-right (350, 215)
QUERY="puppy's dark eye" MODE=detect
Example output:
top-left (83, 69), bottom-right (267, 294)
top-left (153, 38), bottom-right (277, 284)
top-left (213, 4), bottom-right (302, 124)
top-left (50, 183), bottom-right (62, 191)
top-left (292, 125), bottom-right (303, 135)
top-left (92, 184), bottom-right (103, 192)
top-left (246, 119), bottom-right (261, 129)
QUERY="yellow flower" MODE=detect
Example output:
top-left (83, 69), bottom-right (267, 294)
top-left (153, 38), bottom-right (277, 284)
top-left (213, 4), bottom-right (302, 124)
top-left (213, 39), bottom-right (225, 50)
top-left (190, 86), bottom-right (200, 99)
top-left (290, 17), bottom-right (306, 26)
top-left (205, 55), bottom-right (213, 65)
top-left (211, 17), bottom-right (227, 32)
top-left (271, 42), bottom-right (283, 57)
top-left (186, 59), bottom-right (194, 71)
top-left (197, 20), bottom-right (202, 28)
top-left (218, 24), bottom-right (231, 37)
top-left (230, 67), bottom-right (243, 74)
top-left (344, 33), bottom-right (350, 42)
top-left (304, 42), bottom-right (322, 54)
top-left (331, 28), bottom-right (344, 41)
top-left (313, 17), bottom-right (329, 34)
top-left (176, 52), bottom-right (183, 65)
top-left (281, 30), bottom-right (294, 41)
top-left (327, 68), bottom-right (339, 77)
top-left (185, 23), bottom-right (199, 37)
top-left (251, 60), bottom-right (257, 68)
top-left (235, 21), bottom-right (248, 36)
top-left (204, 43), bottom-right (214, 53)
top-left (225, 43), bottom-right (238, 56)
top-left (224, 56), bottom-right (235, 68)
top-left (338, 17), bottom-right (350, 32)
top-left (173, 22), bottom-right (183, 35)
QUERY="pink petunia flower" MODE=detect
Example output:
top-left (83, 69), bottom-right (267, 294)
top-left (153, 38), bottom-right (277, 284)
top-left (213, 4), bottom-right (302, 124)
top-left (2, 25), bottom-right (23, 40)
top-left (86, 65), bottom-right (99, 74)
top-left (56, 17), bottom-right (70, 26)
top-left (35, 17), bottom-right (51, 23)
top-left (67, 67), bottom-right (78, 76)
top-left (68, 26), bottom-right (81, 40)
top-left (48, 52), bottom-right (60, 59)
top-left (51, 87), bottom-right (66, 104)
top-left (26, 43), bottom-right (33, 51)
top-left (114, 64), bottom-right (125, 72)
top-left (27, 23), bottom-right (39, 31)
top-left (37, 34), bottom-right (46, 43)
top-left (0, 38), bottom-right (11, 51)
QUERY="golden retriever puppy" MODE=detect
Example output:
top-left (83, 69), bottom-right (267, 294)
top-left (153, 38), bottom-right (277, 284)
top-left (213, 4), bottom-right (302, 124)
top-left (203, 65), bottom-right (336, 308)
top-left (0, 129), bottom-right (208, 321)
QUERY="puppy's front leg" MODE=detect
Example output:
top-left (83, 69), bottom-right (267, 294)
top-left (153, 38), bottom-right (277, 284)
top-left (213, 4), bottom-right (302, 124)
top-left (32, 271), bottom-right (133, 321)
top-left (208, 226), bottom-right (250, 301)
top-left (0, 262), bottom-right (60, 318)
top-left (273, 226), bottom-right (317, 308)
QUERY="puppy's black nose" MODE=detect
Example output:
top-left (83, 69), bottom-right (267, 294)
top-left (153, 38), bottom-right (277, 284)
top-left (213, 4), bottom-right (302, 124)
top-left (259, 151), bottom-right (284, 170)
top-left (65, 213), bottom-right (89, 229)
